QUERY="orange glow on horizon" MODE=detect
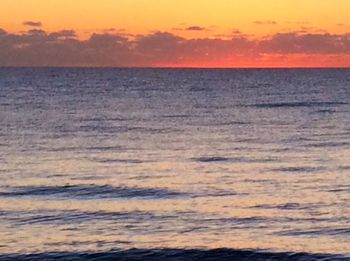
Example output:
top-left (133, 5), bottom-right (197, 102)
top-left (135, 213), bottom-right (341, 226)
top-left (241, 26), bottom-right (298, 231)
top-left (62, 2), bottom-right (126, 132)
top-left (156, 54), bottom-right (350, 68)
top-left (1, 0), bottom-right (350, 67)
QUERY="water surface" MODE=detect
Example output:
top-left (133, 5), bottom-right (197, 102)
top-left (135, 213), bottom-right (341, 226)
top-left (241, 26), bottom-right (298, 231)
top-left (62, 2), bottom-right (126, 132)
top-left (0, 68), bottom-right (349, 258)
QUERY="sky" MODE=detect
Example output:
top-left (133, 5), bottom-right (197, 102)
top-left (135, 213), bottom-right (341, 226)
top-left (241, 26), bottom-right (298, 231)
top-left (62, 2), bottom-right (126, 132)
top-left (1, 0), bottom-right (350, 67)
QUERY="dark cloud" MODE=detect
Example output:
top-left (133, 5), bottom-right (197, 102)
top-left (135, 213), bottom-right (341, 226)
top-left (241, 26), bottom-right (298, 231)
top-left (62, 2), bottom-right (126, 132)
top-left (23, 21), bottom-right (43, 27)
top-left (0, 28), bottom-right (349, 67)
top-left (0, 29), bottom-right (133, 67)
top-left (254, 21), bottom-right (277, 25)
top-left (49, 30), bottom-right (77, 40)
top-left (186, 26), bottom-right (206, 31)
top-left (259, 33), bottom-right (350, 54)
top-left (232, 29), bottom-right (242, 35)
top-left (0, 28), bottom-right (7, 36)
top-left (336, 23), bottom-right (348, 27)
top-left (103, 28), bottom-right (117, 32)
top-left (299, 26), bottom-right (314, 32)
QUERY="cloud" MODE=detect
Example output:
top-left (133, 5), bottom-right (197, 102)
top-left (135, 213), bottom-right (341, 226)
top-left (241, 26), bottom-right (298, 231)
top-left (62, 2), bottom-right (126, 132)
top-left (336, 23), bottom-right (349, 27)
top-left (49, 30), bottom-right (77, 39)
top-left (186, 26), bottom-right (206, 31)
top-left (23, 21), bottom-right (43, 27)
top-left (0, 28), bottom-right (7, 36)
top-left (232, 29), bottom-right (242, 35)
top-left (0, 29), bottom-right (133, 67)
top-left (0, 28), bottom-right (349, 67)
top-left (259, 32), bottom-right (350, 54)
top-left (254, 20), bottom-right (277, 25)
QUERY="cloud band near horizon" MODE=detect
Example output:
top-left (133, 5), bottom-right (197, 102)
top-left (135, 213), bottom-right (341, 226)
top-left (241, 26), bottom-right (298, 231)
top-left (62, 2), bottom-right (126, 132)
top-left (0, 28), bottom-right (350, 67)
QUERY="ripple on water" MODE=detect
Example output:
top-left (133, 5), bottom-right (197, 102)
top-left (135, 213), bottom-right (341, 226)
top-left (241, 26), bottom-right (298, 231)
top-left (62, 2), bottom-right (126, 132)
top-left (245, 101), bottom-right (348, 109)
top-left (0, 185), bottom-right (186, 200)
top-left (192, 157), bottom-right (230, 163)
top-left (277, 227), bottom-right (350, 237)
top-left (192, 156), bottom-right (278, 164)
top-left (1, 249), bottom-right (348, 261)
top-left (1, 209), bottom-right (164, 226)
top-left (270, 166), bottom-right (326, 173)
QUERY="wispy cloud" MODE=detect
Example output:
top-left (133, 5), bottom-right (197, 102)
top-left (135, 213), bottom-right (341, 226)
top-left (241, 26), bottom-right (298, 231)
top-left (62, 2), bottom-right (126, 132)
top-left (185, 26), bottom-right (206, 31)
top-left (254, 21), bottom-right (277, 25)
top-left (22, 21), bottom-right (43, 27)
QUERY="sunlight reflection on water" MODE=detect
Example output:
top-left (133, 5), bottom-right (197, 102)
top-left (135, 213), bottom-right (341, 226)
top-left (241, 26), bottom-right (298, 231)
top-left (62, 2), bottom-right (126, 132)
top-left (0, 68), bottom-right (349, 255)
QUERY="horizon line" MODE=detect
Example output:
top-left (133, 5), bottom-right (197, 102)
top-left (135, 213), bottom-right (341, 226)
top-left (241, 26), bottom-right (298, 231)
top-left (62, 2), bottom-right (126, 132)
top-left (1, 66), bottom-right (350, 70)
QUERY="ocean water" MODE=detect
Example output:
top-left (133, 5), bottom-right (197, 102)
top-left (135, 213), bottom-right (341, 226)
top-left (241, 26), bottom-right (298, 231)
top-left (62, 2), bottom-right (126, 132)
top-left (0, 68), bottom-right (349, 260)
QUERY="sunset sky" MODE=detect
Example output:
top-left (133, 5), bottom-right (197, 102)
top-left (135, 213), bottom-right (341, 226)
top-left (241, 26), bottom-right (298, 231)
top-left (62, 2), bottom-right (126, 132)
top-left (1, 0), bottom-right (350, 67)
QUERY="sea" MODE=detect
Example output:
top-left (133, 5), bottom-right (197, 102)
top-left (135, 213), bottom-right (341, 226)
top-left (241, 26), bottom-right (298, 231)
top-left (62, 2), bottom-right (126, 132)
top-left (0, 68), bottom-right (349, 260)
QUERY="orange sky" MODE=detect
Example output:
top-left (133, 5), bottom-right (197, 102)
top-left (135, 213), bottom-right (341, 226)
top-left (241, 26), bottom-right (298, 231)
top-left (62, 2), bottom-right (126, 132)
top-left (1, 0), bottom-right (350, 67)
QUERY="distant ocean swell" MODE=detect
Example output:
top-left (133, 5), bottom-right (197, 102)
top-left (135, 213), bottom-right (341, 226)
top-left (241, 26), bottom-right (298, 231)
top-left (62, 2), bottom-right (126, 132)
top-left (1, 249), bottom-right (349, 261)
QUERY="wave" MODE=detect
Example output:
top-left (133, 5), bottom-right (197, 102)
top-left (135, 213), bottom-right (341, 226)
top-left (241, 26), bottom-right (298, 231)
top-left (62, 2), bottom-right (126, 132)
top-left (328, 185), bottom-right (350, 193)
top-left (193, 121), bottom-right (252, 127)
top-left (79, 117), bottom-right (132, 122)
top-left (245, 101), bottom-right (347, 109)
top-left (277, 227), bottom-right (350, 237)
top-left (161, 114), bottom-right (191, 118)
top-left (271, 166), bottom-right (325, 173)
top-left (93, 158), bottom-right (145, 164)
top-left (304, 142), bottom-right (350, 148)
top-left (0, 185), bottom-right (246, 200)
top-left (1, 209), bottom-right (163, 226)
top-left (46, 145), bottom-right (124, 153)
top-left (1, 248), bottom-right (347, 261)
top-left (53, 124), bottom-right (179, 135)
top-left (192, 157), bottom-right (230, 163)
top-left (190, 86), bottom-right (213, 92)
top-left (192, 156), bottom-right (278, 164)
top-left (253, 203), bottom-right (309, 210)
top-left (0, 185), bottom-right (185, 200)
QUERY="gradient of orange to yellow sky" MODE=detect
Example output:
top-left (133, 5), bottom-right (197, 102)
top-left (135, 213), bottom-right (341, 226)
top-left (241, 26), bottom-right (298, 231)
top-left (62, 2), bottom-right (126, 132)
top-left (2, 0), bottom-right (350, 36)
top-left (1, 0), bottom-right (350, 67)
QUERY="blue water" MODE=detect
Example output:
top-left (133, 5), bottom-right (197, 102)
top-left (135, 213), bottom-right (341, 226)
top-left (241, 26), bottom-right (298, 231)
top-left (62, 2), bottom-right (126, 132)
top-left (0, 68), bottom-right (349, 260)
